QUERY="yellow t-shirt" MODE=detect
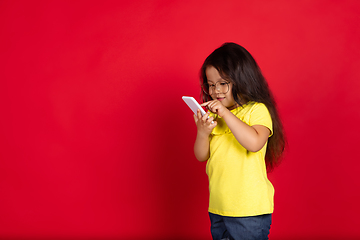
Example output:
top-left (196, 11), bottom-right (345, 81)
top-left (206, 102), bottom-right (274, 217)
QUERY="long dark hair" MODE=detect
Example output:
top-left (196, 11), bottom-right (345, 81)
top-left (200, 42), bottom-right (286, 171)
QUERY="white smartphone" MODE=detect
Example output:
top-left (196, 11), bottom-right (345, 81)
top-left (182, 96), bottom-right (206, 116)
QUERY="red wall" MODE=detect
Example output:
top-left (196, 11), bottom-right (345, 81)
top-left (1, 1), bottom-right (360, 239)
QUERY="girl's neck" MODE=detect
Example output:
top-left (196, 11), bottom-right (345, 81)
top-left (227, 100), bottom-right (249, 111)
top-left (227, 103), bottom-right (240, 111)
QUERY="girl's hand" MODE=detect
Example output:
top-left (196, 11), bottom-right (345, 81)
top-left (193, 109), bottom-right (217, 136)
top-left (201, 100), bottom-right (230, 118)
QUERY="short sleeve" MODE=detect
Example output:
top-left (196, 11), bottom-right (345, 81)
top-left (249, 103), bottom-right (273, 137)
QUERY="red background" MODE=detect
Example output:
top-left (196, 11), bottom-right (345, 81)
top-left (1, 1), bottom-right (360, 239)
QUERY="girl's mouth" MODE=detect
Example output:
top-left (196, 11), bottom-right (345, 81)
top-left (217, 97), bottom-right (225, 101)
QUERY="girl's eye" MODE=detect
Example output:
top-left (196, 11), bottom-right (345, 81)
top-left (219, 82), bottom-right (227, 86)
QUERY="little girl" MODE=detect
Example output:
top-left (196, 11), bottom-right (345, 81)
top-left (193, 43), bottom-right (285, 240)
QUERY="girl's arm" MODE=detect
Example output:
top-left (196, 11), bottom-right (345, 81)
top-left (194, 130), bottom-right (210, 162)
top-left (222, 111), bottom-right (270, 152)
top-left (201, 101), bottom-right (270, 152)
top-left (193, 109), bottom-right (217, 162)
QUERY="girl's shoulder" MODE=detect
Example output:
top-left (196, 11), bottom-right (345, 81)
top-left (231, 101), bottom-right (268, 115)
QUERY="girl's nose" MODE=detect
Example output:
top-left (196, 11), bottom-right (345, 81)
top-left (215, 84), bottom-right (221, 93)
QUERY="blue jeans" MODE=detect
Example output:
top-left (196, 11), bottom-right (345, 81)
top-left (209, 212), bottom-right (272, 240)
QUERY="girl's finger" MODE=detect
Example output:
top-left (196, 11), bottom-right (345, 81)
top-left (207, 103), bottom-right (214, 112)
top-left (196, 109), bottom-right (202, 120)
top-left (200, 101), bottom-right (211, 107)
top-left (206, 116), bottom-right (214, 124)
top-left (201, 111), bottom-right (211, 122)
top-left (193, 114), bottom-right (198, 123)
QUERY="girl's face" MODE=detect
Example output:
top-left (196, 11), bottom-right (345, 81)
top-left (205, 66), bottom-right (237, 109)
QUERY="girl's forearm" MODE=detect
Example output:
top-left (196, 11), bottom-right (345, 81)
top-left (194, 132), bottom-right (210, 162)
